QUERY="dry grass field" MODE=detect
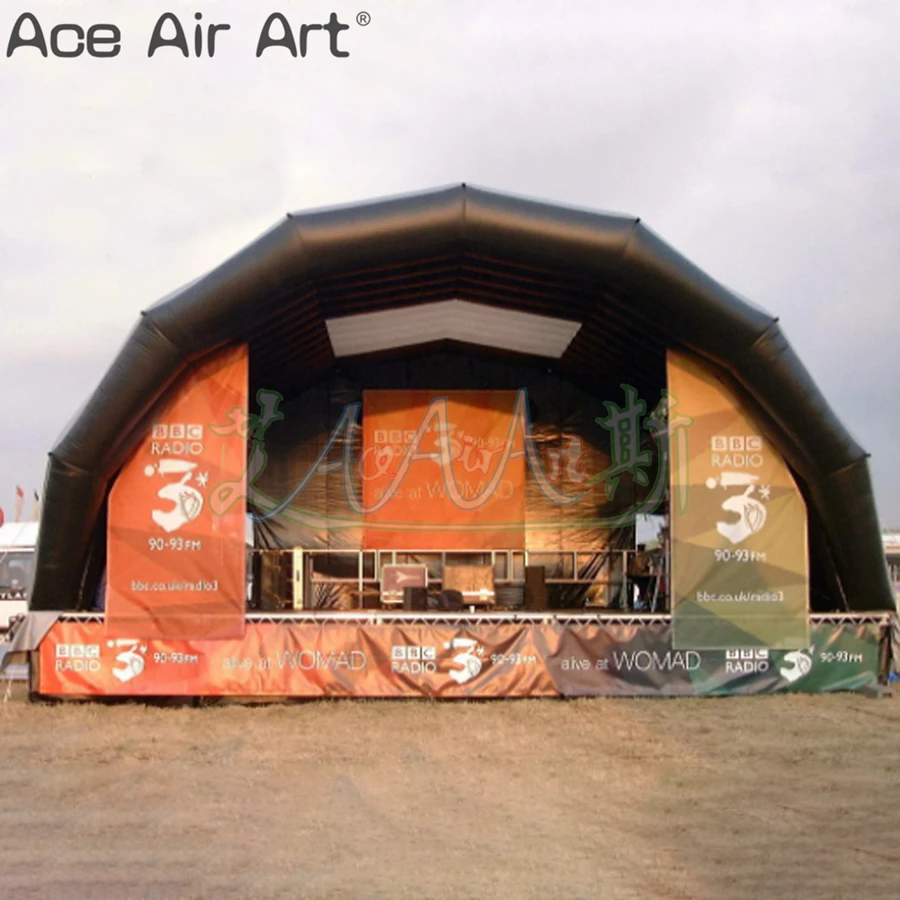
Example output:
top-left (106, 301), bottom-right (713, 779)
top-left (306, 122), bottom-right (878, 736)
top-left (0, 694), bottom-right (898, 900)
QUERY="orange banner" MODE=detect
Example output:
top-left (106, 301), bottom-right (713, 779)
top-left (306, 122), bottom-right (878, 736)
top-left (39, 619), bottom-right (555, 697)
top-left (106, 345), bottom-right (248, 640)
top-left (667, 349), bottom-right (809, 649)
top-left (362, 391), bottom-right (525, 549)
top-left (36, 619), bottom-right (878, 698)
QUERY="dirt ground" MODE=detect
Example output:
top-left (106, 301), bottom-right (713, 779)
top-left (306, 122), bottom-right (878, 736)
top-left (0, 694), bottom-right (897, 900)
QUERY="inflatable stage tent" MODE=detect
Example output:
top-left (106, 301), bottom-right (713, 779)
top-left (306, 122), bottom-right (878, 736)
top-left (22, 185), bottom-right (896, 699)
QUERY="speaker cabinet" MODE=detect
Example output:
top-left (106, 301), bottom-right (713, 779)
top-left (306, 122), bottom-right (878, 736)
top-left (403, 586), bottom-right (428, 611)
top-left (524, 565), bottom-right (548, 610)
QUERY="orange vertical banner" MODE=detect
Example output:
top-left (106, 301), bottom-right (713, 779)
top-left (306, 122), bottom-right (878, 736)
top-left (106, 345), bottom-right (248, 640)
top-left (667, 349), bottom-right (809, 649)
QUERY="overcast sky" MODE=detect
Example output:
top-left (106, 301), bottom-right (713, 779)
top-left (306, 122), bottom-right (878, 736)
top-left (1, 0), bottom-right (898, 526)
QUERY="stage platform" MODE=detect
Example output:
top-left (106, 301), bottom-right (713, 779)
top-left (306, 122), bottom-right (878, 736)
top-left (19, 611), bottom-right (894, 701)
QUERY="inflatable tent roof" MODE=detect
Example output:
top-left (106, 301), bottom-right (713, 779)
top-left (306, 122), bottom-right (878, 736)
top-left (30, 185), bottom-right (895, 612)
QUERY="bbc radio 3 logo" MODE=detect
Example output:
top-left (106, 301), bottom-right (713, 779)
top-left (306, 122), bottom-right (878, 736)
top-left (710, 434), bottom-right (764, 469)
top-left (55, 643), bottom-right (101, 672)
top-left (725, 649), bottom-right (770, 674)
top-left (725, 647), bottom-right (814, 684)
top-left (391, 638), bottom-right (485, 685)
top-left (391, 644), bottom-right (437, 675)
top-left (55, 640), bottom-right (148, 683)
top-left (151, 422), bottom-right (205, 456)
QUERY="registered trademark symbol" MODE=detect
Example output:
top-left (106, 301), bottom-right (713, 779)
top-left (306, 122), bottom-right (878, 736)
top-left (357, 11), bottom-right (371, 26)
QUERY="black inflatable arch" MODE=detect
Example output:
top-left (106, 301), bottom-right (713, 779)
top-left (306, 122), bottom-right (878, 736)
top-left (30, 185), bottom-right (895, 612)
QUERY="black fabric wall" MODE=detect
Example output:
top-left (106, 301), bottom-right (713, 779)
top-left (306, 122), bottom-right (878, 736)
top-left (251, 352), bottom-right (643, 552)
